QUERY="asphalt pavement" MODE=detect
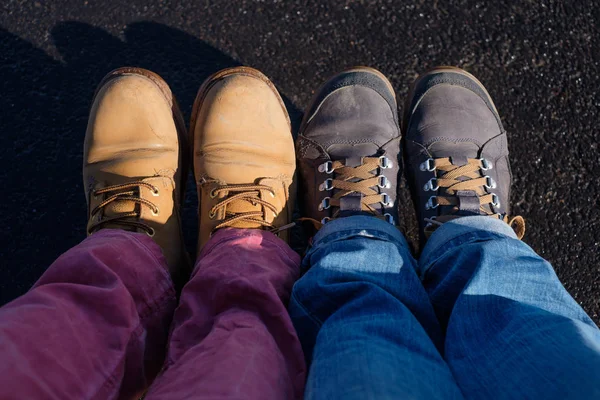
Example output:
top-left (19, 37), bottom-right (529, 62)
top-left (1, 0), bottom-right (599, 324)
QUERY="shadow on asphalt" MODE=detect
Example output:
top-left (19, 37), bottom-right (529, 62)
top-left (0, 22), bottom-right (304, 304)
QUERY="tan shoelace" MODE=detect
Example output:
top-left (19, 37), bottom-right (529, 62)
top-left (209, 183), bottom-right (280, 231)
top-left (301, 157), bottom-right (392, 229)
top-left (328, 157), bottom-right (388, 213)
top-left (88, 181), bottom-right (158, 236)
top-left (423, 158), bottom-right (525, 239)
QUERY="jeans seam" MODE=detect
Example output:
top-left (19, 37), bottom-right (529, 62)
top-left (128, 234), bottom-right (173, 280)
top-left (291, 290), bottom-right (324, 328)
top-left (93, 294), bottom-right (175, 399)
top-left (127, 233), bottom-right (177, 311)
top-left (314, 229), bottom-right (406, 252)
top-left (421, 231), bottom-right (511, 278)
top-left (138, 289), bottom-right (176, 321)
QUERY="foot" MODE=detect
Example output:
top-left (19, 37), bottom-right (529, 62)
top-left (83, 67), bottom-right (189, 277)
top-left (296, 67), bottom-right (401, 229)
top-left (191, 67), bottom-right (296, 250)
top-left (403, 66), bottom-right (525, 244)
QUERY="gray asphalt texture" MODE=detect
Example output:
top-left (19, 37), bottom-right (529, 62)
top-left (1, 0), bottom-right (599, 324)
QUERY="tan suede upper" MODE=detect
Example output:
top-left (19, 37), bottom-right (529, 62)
top-left (83, 70), bottom-right (188, 275)
top-left (191, 68), bottom-right (296, 249)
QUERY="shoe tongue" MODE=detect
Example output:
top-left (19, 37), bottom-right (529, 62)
top-left (105, 194), bottom-right (138, 215)
top-left (96, 186), bottom-right (141, 232)
top-left (327, 143), bottom-right (380, 160)
top-left (225, 200), bottom-right (264, 229)
top-left (326, 147), bottom-right (386, 218)
top-left (430, 142), bottom-right (492, 217)
top-left (218, 184), bottom-right (269, 229)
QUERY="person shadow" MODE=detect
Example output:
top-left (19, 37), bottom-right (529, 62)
top-left (0, 21), bottom-right (305, 304)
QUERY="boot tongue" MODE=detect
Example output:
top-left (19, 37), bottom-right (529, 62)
top-left (98, 186), bottom-right (140, 232)
top-left (218, 184), bottom-right (268, 229)
top-left (429, 142), bottom-right (493, 217)
top-left (327, 151), bottom-right (385, 218)
top-left (327, 143), bottom-right (381, 216)
top-left (225, 200), bottom-right (263, 229)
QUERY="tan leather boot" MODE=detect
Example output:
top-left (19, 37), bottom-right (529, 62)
top-left (83, 67), bottom-right (189, 277)
top-left (190, 67), bottom-right (296, 250)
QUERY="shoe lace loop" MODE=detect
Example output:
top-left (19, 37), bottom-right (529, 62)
top-left (327, 157), bottom-right (390, 214)
top-left (209, 183), bottom-right (280, 231)
top-left (423, 157), bottom-right (525, 239)
top-left (88, 181), bottom-right (158, 236)
top-left (301, 157), bottom-right (394, 229)
top-left (428, 158), bottom-right (495, 211)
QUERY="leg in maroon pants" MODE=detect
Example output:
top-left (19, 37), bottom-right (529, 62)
top-left (0, 67), bottom-right (188, 399)
top-left (156, 65), bottom-right (307, 398)
top-left (0, 65), bottom-right (305, 399)
top-left (146, 228), bottom-right (305, 399)
top-left (0, 228), bottom-right (304, 400)
top-left (0, 230), bottom-right (176, 400)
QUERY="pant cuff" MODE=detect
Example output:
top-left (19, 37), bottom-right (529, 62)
top-left (197, 228), bottom-right (301, 274)
top-left (311, 215), bottom-right (408, 250)
top-left (420, 215), bottom-right (519, 275)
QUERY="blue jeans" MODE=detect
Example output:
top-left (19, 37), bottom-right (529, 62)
top-left (289, 216), bottom-right (600, 399)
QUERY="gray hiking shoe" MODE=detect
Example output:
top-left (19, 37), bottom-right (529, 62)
top-left (403, 66), bottom-right (525, 244)
top-left (296, 67), bottom-right (401, 231)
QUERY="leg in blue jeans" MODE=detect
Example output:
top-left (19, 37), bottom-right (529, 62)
top-left (421, 216), bottom-right (600, 399)
top-left (289, 216), bottom-right (465, 400)
top-left (290, 215), bottom-right (600, 400)
top-left (292, 64), bottom-right (600, 399)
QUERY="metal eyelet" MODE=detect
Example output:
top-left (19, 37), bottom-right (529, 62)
top-left (379, 156), bottom-right (393, 169)
top-left (209, 188), bottom-right (218, 198)
top-left (318, 161), bottom-right (334, 174)
top-left (269, 190), bottom-right (276, 198)
top-left (384, 213), bottom-right (395, 225)
top-left (480, 158), bottom-right (493, 170)
top-left (423, 177), bottom-right (439, 192)
top-left (319, 178), bottom-right (334, 191)
top-left (491, 193), bottom-right (500, 207)
top-left (146, 227), bottom-right (155, 237)
top-left (151, 187), bottom-right (160, 196)
top-left (318, 197), bottom-right (331, 211)
top-left (151, 207), bottom-right (160, 216)
top-left (485, 176), bottom-right (497, 189)
top-left (209, 210), bottom-right (216, 219)
top-left (424, 216), bottom-right (438, 229)
top-left (378, 175), bottom-right (391, 189)
top-left (425, 196), bottom-right (439, 210)
top-left (321, 217), bottom-right (331, 224)
top-left (419, 158), bottom-right (436, 172)
top-left (381, 193), bottom-right (393, 207)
